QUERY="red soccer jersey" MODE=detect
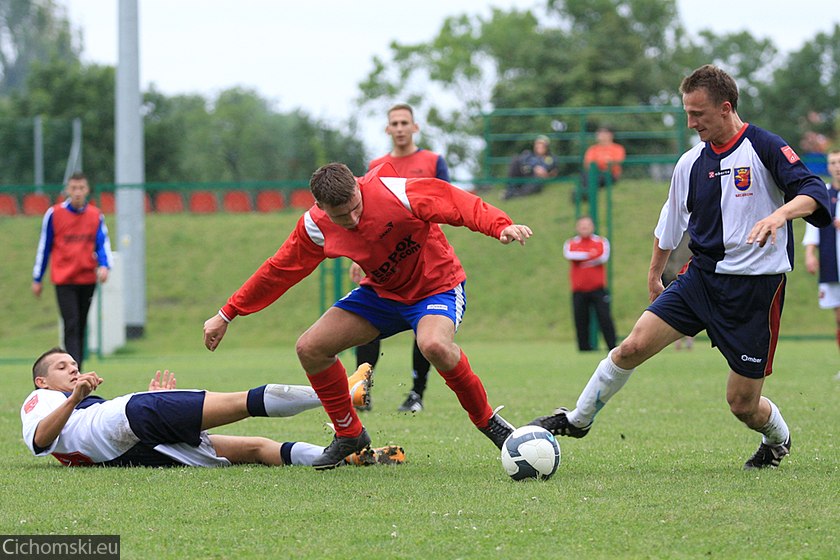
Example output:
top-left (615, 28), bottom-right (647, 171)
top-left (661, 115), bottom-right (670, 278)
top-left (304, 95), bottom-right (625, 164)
top-left (563, 234), bottom-right (610, 292)
top-left (220, 163), bottom-right (512, 320)
top-left (368, 149), bottom-right (448, 180)
top-left (46, 203), bottom-right (105, 285)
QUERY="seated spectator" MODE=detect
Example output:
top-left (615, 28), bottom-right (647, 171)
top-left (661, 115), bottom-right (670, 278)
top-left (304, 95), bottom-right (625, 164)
top-left (582, 126), bottom-right (626, 187)
top-left (503, 135), bottom-right (559, 199)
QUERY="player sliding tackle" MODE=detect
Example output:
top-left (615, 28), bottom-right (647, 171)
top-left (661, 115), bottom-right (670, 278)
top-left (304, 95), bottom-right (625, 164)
top-left (204, 162), bottom-right (533, 469)
top-left (21, 348), bottom-right (403, 468)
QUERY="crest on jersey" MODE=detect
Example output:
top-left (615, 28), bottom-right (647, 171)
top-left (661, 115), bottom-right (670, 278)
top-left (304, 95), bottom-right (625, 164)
top-left (734, 167), bottom-right (751, 190)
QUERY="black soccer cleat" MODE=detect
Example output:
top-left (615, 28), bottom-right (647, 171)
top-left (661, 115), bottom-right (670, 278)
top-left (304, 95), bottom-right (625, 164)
top-left (312, 428), bottom-right (371, 471)
top-left (479, 406), bottom-right (515, 449)
top-left (528, 407), bottom-right (591, 438)
top-left (743, 436), bottom-right (791, 470)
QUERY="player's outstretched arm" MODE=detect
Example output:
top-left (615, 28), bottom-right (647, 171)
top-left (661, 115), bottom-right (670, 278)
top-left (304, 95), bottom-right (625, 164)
top-left (204, 313), bottom-right (229, 352)
top-left (499, 224), bottom-right (533, 245)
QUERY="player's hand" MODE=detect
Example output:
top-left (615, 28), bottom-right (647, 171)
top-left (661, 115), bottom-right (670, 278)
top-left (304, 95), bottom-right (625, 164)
top-left (97, 266), bottom-right (110, 284)
top-left (349, 262), bottom-right (364, 284)
top-left (204, 314), bottom-right (229, 351)
top-left (149, 370), bottom-right (176, 391)
top-left (804, 253), bottom-right (819, 275)
top-left (648, 277), bottom-right (665, 303)
top-left (834, 218), bottom-right (840, 231)
top-left (70, 372), bottom-right (103, 403)
top-left (32, 281), bottom-right (42, 298)
top-left (500, 224), bottom-right (533, 245)
top-left (746, 213), bottom-right (786, 247)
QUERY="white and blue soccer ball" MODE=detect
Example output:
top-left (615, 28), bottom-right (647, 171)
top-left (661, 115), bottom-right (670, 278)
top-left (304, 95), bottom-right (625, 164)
top-left (501, 426), bottom-right (561, 481)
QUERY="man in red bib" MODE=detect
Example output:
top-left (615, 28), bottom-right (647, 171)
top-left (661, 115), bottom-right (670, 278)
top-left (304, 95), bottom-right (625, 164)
top-left (204, 162), bottom-right (532, 469)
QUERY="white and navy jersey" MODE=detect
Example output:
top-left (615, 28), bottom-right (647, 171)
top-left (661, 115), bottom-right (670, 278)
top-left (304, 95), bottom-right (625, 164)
top-left (655, 124), bottom-right (831, 275)
top-left (802, 184), bottom-right (840, 283)
top-left (20, 389), bottom-right (229, 467)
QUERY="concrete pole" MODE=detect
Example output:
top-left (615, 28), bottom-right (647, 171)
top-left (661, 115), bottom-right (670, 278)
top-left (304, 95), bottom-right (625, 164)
top-left (34, 115), bottom-right (44, 189)
top-left (115, 0), bottom-right (146, 338)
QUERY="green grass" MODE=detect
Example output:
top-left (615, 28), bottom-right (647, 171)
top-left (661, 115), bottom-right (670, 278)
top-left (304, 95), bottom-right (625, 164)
top-left (1, 339), bottom-right (838, 559)
top-left (1, 182), bottom-right (838, 558)
top-left (1, 179), bottom-right (832, 360)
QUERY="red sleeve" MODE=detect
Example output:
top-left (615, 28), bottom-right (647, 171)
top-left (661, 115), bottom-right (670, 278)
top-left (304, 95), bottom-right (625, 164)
top-left (221, 216), bottom-right (325, 320)
top-left (404, 178), bottom-right (513, 238)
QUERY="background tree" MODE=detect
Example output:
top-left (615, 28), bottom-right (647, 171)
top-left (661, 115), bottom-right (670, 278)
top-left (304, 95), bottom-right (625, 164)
top-left (0, 58), bottom-right (113, 185)
top-left (0, 0), bottom-right (79, 94)
top-left (758, 24), bottom-right (840, 151)
top-left (357, 0), bottom-right (839, 178)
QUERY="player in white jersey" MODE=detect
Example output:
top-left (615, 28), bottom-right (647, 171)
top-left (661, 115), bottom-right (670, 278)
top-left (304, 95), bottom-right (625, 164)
top-left (802, 147), bottom-right (840, 376)
top-left (531, 64), bottom-right (830, 470)
top-left (21, 348), bottom-right (403, 468)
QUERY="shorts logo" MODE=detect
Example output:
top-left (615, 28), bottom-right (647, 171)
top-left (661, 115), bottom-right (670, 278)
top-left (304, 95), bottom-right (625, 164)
top-left (708, 169), bottom-right (731, 179)
top-left (734, 167), bottom-right (751, 190)
top-left (741, 354), bottom-right (763, 363)
top-left (24, 394), bottom-right (38, 414)
top-left (426, 304), bottom-right (448, 311)
top-left (780, 145), bottom-right (800, 164)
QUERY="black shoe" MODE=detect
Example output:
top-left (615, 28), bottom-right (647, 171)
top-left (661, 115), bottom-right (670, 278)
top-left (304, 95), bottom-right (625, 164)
top-left (312, 428), bottom-right (371, 471)
top-left (743, 436), bottom-right (791, 470)
top-left (528, 407), bottom-right (591, 438)
top-left (397, 391), bottom-right (423, 413)
top-left (479, 406), bottom-right (515, 449)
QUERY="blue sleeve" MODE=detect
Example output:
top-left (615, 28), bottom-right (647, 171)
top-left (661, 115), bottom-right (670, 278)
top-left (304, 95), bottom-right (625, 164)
top-left (95, 214), bottom-right (113, 268)
top-left (435, 156), bottom-right (451, 182)
top-left (32, 208), bottom-right (55, 282)
top-left (752, 128), bottom-right (831, 228)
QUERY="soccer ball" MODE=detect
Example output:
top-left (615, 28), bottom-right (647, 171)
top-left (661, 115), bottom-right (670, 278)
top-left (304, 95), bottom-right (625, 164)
top-left (501, 426), bottom-right (561, 481)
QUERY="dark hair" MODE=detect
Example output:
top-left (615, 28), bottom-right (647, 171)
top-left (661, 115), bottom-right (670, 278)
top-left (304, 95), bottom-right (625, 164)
top-left (67, 172), bottom-right (88, 183)
top-left (680, 64), bottom-right (739, 111)
top-left (32, 347), bottom-right (66, 387)
top-left (310, 163), bottom-right (358, 206)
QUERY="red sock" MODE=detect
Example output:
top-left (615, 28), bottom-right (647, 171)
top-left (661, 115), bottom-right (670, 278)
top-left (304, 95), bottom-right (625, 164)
top-left (836, 328), bottom-right (840, 350)
top-left (306, 360), bottom-right (362, 438)
top-left (438, 350), bottom-right (493, 428)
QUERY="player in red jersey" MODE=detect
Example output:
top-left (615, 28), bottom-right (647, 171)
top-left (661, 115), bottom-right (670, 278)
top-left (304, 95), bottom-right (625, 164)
top-left (354, 103), bottom-right (451, 413)
top-left (203, 162), bottom-right (532, 469)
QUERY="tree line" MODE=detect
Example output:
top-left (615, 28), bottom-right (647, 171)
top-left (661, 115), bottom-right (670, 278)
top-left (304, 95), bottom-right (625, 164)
top-left (2, 0), bottom-right (838, 187)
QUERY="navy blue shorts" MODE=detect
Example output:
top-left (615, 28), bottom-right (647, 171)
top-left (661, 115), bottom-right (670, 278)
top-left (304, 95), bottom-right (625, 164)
top-left (647, 264), bottom-right (785, 378)
top-left (333, 282), bottom-right (466, 340)
top-left (125, 390), bottom-right (206, 447)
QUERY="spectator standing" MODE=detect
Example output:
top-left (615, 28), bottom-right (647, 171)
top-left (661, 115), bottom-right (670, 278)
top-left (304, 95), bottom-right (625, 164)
top-left (352, 103), bottom-right (451, 413)
top-left (564, 216), bottom-right (617, 351)
top-left (583, 126), bottom-right (626, 187)
top-left (802, 147), bottom-right (840, 376)
top-left (503, 135), bottom-right (558, 199)
top-left (32, 173), bottom-right (112, 371)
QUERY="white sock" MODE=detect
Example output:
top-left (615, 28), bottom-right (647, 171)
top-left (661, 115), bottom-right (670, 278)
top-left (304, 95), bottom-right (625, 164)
top-left (263, 384), bottom-right (322, 417)
top-left (568, 350), bottom-right (634, 427)
top-left (288, 442), bottom-right (324, 466)
top-left (757, 397), bottom-right (789, 446)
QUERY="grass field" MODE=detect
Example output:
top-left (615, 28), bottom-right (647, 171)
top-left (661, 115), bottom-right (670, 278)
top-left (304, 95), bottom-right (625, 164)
top-left (1, 181), bottom-right (838, 558)
top-left (1, 339), bottom-right (838, 559)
